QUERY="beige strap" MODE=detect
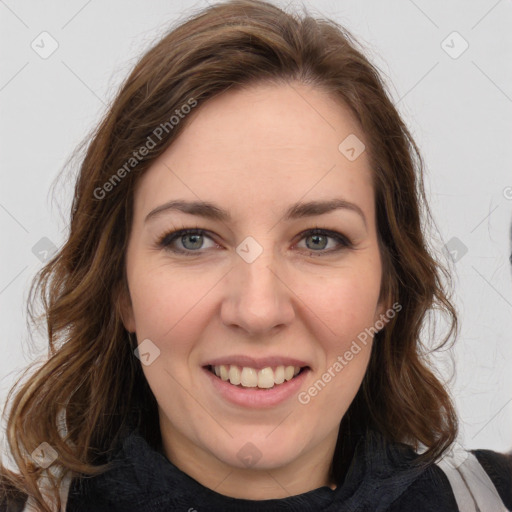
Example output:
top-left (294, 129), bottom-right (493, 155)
top-left (436, 442), bottom-right (508, 512)
top-left (22, 472), bottom-right (72, 512)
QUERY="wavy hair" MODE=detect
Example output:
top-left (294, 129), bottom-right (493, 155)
top-left (0, 0), bottom-right (458, 510)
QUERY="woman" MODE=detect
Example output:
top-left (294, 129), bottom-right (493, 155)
top-left (1, 0), bottom-right (510, 510)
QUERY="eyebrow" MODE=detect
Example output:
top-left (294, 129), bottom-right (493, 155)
top-left (145, 198), bottom-right (367, 228)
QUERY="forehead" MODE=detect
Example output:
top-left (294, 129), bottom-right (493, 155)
top-left (134, 82), bottom-right (375, 225)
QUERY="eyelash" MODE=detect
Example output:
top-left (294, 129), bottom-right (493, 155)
top-left (156, 226), bottom-right (353, 257)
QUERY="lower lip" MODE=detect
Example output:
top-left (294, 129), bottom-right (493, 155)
top-left (202, 367), bottom-right (309, 408)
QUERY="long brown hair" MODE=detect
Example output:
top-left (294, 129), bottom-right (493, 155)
top-left (0, 1), bottom-right (458, 509)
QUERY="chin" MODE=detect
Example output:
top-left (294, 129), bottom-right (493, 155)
top-left (208, 429), bottom-right (311, 471)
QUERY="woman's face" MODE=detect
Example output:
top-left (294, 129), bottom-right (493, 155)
top-left (121, 81), bottom-right (389, 495)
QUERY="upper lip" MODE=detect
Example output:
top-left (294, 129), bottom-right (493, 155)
top-left (203, 355), bottom-right (310, 370)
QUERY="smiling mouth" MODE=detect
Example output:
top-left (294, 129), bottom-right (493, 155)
top-left (206, 364), bottom-right (308, 389)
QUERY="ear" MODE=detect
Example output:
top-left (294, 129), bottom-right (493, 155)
top-left (117, 277), bottom-right (136, 332)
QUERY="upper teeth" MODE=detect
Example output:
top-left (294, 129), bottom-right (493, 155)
top-left (212, 364), bottom-right (302, 388)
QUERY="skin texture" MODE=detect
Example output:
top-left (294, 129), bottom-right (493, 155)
top-left (120, 81), bottom-right (390, 499)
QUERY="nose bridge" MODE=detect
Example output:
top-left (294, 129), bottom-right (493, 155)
top-left (221, 235), bottom-right (295, 335)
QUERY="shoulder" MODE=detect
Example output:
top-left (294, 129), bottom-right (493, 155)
top-left (472, 448), bottom-right (512, 510)
top-left (356, 431), bottom-right (459, 511)
top-left (386, 460), bottom-right (459, 511)
top-left (382, 447), bottom-right (511, 511)
top-left (373, 436), bottom-right (511, 511)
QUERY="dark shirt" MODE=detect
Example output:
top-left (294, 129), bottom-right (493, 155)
top-left (472, 448), bottom-right (512, 509)
top-left (2, 427), bottom-right (511, 511)
top-left (64, 428), bottom-right (459, 511)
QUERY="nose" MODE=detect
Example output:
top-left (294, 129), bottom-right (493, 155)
top-left (220, 245), bottom-right (296, 337)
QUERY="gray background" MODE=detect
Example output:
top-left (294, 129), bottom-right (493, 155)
top-left (1, 0), bottom-right (511, 462)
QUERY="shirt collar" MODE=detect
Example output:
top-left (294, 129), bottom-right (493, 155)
top-left (67, 426), bottom-right (427, 511)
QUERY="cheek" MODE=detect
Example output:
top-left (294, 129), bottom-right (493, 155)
top-left (128, 263), bottom-right (215, 350)
top-left (297, 264), bottom-right (382, 342)
top-left (300, 273), bottom-right (379, 414)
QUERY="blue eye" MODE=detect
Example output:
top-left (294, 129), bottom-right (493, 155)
top-left (157, 227), bottom-right (352, 256)
top-left (158, 229), bottom-right (217, 255)
top-left (297, 229), bottom-right (350, 252)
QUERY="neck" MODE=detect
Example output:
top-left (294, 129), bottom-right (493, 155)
top-left (159, 415), bottom-right (339, 500)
